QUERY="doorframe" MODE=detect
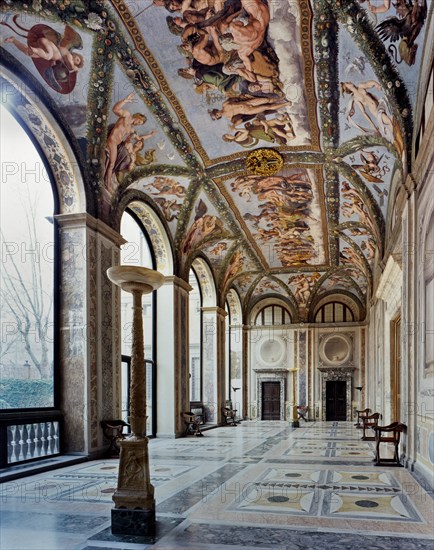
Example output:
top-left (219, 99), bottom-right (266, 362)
top-left (255, 370), bottom-right (286, 420)
top-left (325, 380), bottom-right (347, 421)
top-left (261, 381), bottom-right (281, 420)
top-left (390, 314), bottom-right (401, 422)
top-left (318, 366), bottom-right (355, 421)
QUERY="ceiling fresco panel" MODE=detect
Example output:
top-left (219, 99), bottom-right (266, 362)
top-left (129, 174), bottom-right (190, 235)
top-left (181, 192), bottom-right (234, 260)
top-left (356, 0), bottom-right (428, 102)
top-left (1, 11), bottom-right (94, 144)
top-left (338, 175), bottom-right (380, 243)
top-left (337, 26), bottom-right (405, 164)
top-left (342, 146), bottom-right (393, 217)
top-left (113, 0), bottom-right (320, 165)
top-left (221, 165), bottom-right (328, 269)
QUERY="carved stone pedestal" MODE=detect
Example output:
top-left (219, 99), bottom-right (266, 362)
top-left (112, 437), bottom-right (155, 535)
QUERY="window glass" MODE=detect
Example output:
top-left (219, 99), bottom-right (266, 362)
top-left (0, 106), bottom-right (55, 409)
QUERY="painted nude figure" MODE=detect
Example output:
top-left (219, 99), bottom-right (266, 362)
top-left (104, 93), bottom-right (156, 191)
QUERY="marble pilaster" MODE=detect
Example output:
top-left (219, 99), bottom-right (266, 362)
top-left (402, 192), bottom-right (417, 468)
top-left (229, 324), bottom-right (243, 417)
top-left (156, 276), bottom-right (191, 437)
top-left (202, 307), bottom-right (227, 424)
top-left (55, 213), bottom-right (124, 455)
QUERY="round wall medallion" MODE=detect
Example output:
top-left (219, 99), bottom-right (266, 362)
top-left (246, 148), bottom-right (284, 176)
top-left (259, 337), bottom-right (285, 365)
top-left (319, 334), bottom-right (352, 365)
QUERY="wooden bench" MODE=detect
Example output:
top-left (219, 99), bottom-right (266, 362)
top-left (297, 406), bottom-right (310, 422)
top-left (222, 406), bottom-right (237, 426)
top-left (361, 412), bottom-right (381, 441)
top-left (100, 419), bottom-right (130, 455)
top-left (354, 408), bottom-right (371, 429)
top-left (190, 402), bottom-right (206, 425)
top-left (372, 422), bottom-right (406, 466)
top-left (181, 412), bottom-right (203, 436)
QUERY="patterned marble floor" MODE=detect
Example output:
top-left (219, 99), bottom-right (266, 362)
top-left (1, 421), bottom-right (433, 550)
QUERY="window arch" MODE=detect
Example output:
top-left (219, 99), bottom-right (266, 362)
top-left (254, 305), bottom-right (291, 326)
top-left (189, 268), bottom-right (202, 403)
top-left (120, 209), bottom-right (157, 436)
top-left (314, 302), bottom-right (354, 323)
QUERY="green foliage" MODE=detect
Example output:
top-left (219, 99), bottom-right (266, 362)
top-left (0, 379), bottom-right (54, 409)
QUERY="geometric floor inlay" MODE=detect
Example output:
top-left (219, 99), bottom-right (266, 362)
top-left (1, 421), bottom-right (433, 550)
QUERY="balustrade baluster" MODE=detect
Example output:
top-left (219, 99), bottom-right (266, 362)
top-left (28, 424), bottom-right (36, 459)
top-left (36, 423), bottom-right (43, 457)
top-left (48, 422), bottom-right (55, 454)
top-left (42, 423), bottom-right (49, 455)
top-left (21, 424), bottom-right (29, 460)
top-left (7, 426), bottom-right (14, 464)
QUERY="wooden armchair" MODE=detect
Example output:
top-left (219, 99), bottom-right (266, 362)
top-left (297, 406), bottom-right (309, 422)
top-left (100, 419), bottom-right (130, 455)
top-left (354, 408), bottom-right (371, 429)
top-left (181, 412), bottom-right (203, 436)
top-left (372, 422), bottom-right (406, 466)
top-left (190, 402), bottom-right (206, 425)
top-left (361, 412), bottom-right (381, 441)
top-left (221, 406), bottom-right (237, 426)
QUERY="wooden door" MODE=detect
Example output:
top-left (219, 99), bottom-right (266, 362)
top-left (262, 382), bottom-right (281, 420)
top-left (390, 316), bottom-right (401, 422)
top-left (326, 381), bottom-right (347, 421)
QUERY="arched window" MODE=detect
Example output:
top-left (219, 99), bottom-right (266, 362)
top-left (314, 302), bottom-right (354, 323)
top-left (0, 106), bottom-right (56, 410)
top-left (120, 209), bottom-right (156, 436)
top-left (189, 269), bottom-right (202, 403)
top-left (254, 305), bottom-right (291, 326)
top-left (225, 301), bottom-right (231, 401)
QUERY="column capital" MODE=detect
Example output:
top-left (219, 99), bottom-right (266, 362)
top-left (55, 213), bottom-right (126, 247)
top-left (163, 275), bottom-right (192, 293)
top-left (202, 306), bottom-right (227, 317)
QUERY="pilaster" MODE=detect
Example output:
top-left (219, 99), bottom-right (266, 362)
top-left (202, 306), bottom-right (227, 423)
top-left (156, 276), bottom-right (191, 437)
top-left (55, 213), bottom-right (124, 455)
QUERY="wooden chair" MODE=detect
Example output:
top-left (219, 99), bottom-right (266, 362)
top-left (100, 419), bottom-right (130, 455)
top-left (221, 406), bottom-right (237, 426)
top-left (297, 406), bottom-right (309, 422)
top-left (372, 422), bottom-right (406, 466)
top-left (190, 402), bottom-right (206, 425)
top-left (181, 412), bottom-right (203, 436)
top-left (354, 408), bottom-right (371, 429)
top-left (361, 412), bottom-right (381, 441)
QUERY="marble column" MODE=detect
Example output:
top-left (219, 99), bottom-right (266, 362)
top-left (156, 276), bottom-right (191, 437)
top-left (107, 266), bottom-right (164, 535)
top-left (55, 213), bottom-right (124, 456)
top-left (202, 307), bottom-right (227, 424)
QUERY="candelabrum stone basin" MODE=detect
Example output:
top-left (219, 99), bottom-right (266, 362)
top-left (107, 265), bottom-right (164, 536)
top-left (107, 266), bottom-right (165, 294)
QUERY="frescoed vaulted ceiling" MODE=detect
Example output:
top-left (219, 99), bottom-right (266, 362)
top-left (0, 0), bottom-right (430, 320)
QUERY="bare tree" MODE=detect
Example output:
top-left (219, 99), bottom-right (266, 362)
top-left (0, 184), bottom-right (53, 380)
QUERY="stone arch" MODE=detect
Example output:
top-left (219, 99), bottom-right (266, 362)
top-left (191, 257), bottom-right (217, 308)
top-left (120, 200), bottom-right (174, 276)
top-left (225, 288), bottom-right (243, 325)
top-left (249, 296), bottom-right (297, 325)
top-left (310, 292), bottom-right (364, 323)
top-left (1, 70), bottom-right (87, 215)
